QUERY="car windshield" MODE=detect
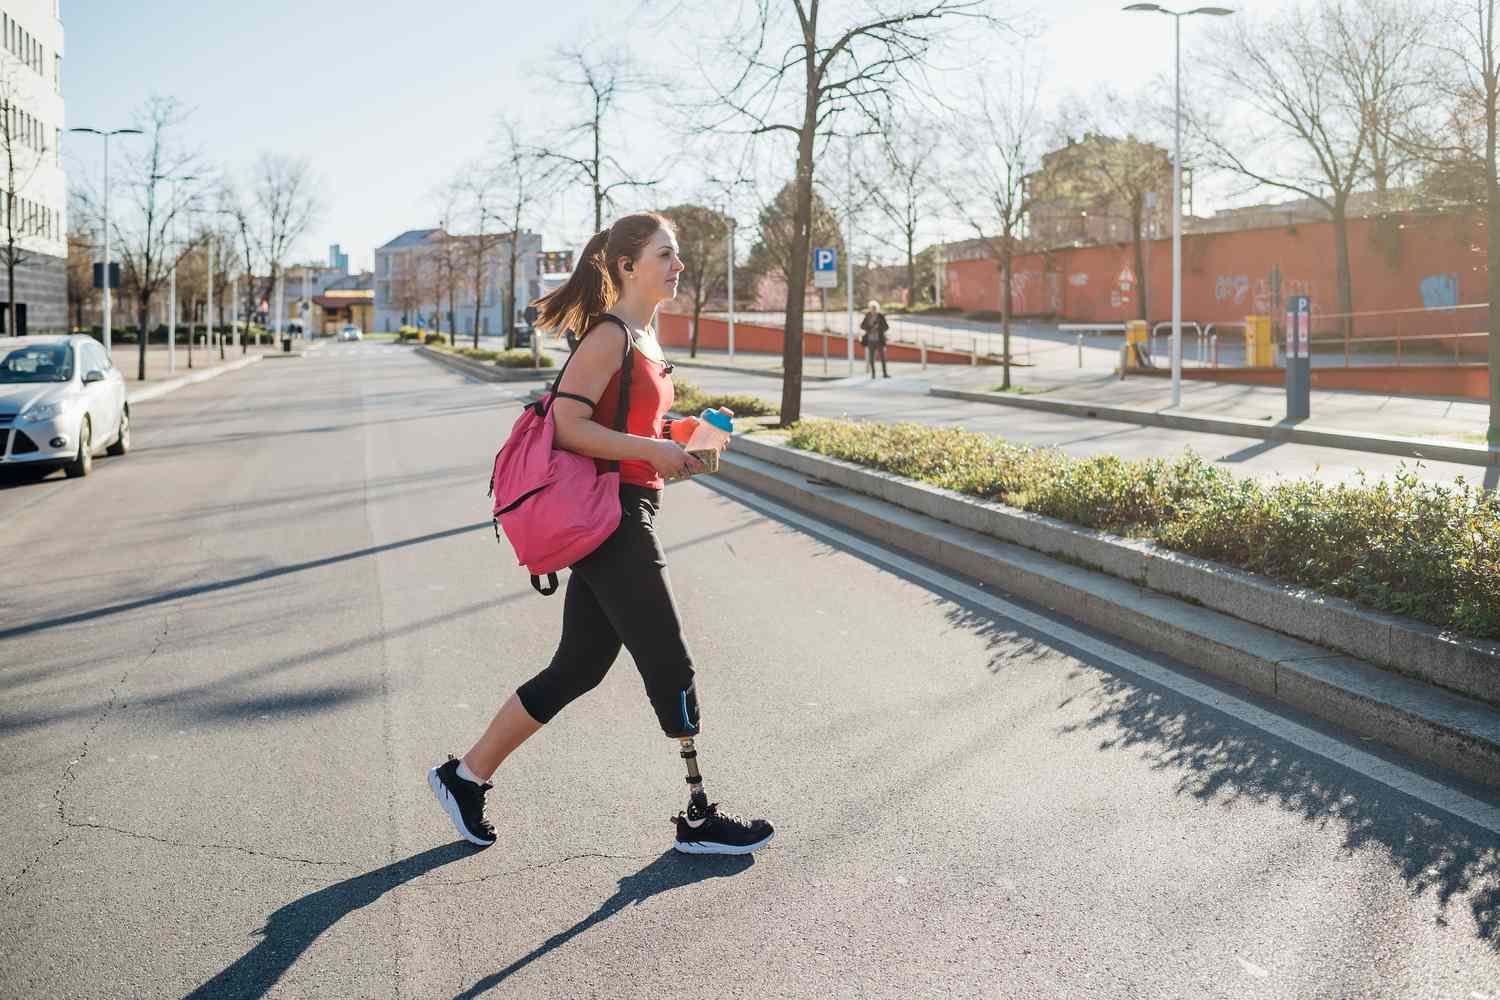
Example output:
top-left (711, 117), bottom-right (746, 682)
top-left (0, 344), bottom-right (73, 383)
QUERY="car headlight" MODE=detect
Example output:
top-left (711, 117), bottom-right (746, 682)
top-left (20, 401), bottom-right (67, 422)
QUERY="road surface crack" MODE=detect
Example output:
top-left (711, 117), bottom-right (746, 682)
top-left (2, 613), bottom-right (168, 899)
top-left (58, 819), bottom-right (359, 867)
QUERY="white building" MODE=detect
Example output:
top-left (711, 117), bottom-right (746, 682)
top-left (0, 0), bottom-right (65, 333)
top-left (373, 227), bottom-right (544, 337)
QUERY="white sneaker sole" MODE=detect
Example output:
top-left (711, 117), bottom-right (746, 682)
top-left (672, 830), bottom-right (775, 855)
top-left (427, 765), bottom-right (495, 847)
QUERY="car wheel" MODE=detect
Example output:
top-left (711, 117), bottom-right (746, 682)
top-left (106, 406), bottom-right (129, 456)
top-left (64, 417), bottom-right (92, 478)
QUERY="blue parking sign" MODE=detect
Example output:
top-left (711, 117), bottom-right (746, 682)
top-left (813, 247), bottom-right (838, 289)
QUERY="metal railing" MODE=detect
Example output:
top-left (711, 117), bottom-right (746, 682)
top-left (1151, 321), bottom-right (1205, 366)
top-left (1306, 303), bottom-right (1487, 366)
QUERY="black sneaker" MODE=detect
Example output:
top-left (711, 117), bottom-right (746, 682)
top-left (672, 799), bottom-right (775, 855)
top-left (427, 755), bottom-right (496, 847)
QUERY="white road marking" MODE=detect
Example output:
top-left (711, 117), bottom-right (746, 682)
top-left (705, 478), bottom-right (1500, 835)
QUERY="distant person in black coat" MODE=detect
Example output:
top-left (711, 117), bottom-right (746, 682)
top-left (860, 301), bottom-right (890, 378)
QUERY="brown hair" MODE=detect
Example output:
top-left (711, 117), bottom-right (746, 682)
top-left (532, 212), bottom-right (672, 336)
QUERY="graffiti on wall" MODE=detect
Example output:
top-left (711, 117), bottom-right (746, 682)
top-left (1419, 273), bottom-right (1459, 310)
top-left (1215, 274), bottom-right (1251, 306)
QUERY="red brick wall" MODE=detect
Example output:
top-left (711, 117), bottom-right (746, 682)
top-left (943, 212), bottom-right (1488, 339)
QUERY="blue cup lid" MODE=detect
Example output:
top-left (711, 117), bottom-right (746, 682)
top-left (701, 408), bottom-right (734, 432)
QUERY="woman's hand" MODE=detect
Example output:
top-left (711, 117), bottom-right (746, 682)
top-left (645, 439), bottom-right (704, 479)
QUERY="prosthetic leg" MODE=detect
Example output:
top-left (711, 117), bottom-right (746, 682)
top-left (678, 736), bottom-right (710, 823)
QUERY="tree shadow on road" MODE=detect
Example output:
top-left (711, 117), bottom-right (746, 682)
top-left (942, 589), bottom-right (1500, 949)
top-left (455, 850), bottom-right (753, 999)
top-left (1054, 668), bottom-right (1500, 949)
top-left (183, 842), bottom-right (474, 1000)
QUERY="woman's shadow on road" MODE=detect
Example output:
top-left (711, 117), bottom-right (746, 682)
top-left (456, 850), bottom-right (754, 999)
top-left (184, 844), bottom-right (751, 1000)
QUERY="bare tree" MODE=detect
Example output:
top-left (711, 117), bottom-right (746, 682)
top-left (250, 153), bottom-right (319, 338)
top-left (1198, 0), bottom-right (1430, 333)
top-left (1429, 0), bottom-right (1499, 440)
top-left (66, 225), bottom-right (95, 332)
top-left (859, 110), bottom-right (942, 307)
top-left (661, 203), bottom-right (732, 356)
top-left (109, 97), bottom-right (205, 380)
top-left (491, 118), bottom-right (549, 355)
top-left (703, 0), bottom-right (994, 424)
top-left (222, 180), bottom-right (265, 351)
top-left (1048, 90), bottom-right (1172, 321)
top-left (540, 46), bottom-right (660, 232)
top-left (946, 57), bottom-right (1045, 390)
top-left (0, 56), bottom-right (51, 335)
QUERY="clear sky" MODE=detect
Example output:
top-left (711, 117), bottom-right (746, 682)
top-left (61, 0), bottom-right (1281, 272)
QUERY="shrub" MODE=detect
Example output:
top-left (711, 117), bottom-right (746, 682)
top-left (785, 419), bottom-right (1500, 639)
top-left (397, 325), bottom-right (423, 342)
top-left (424, 331), bottom-right (448, 345)
top-left (671, 377), bottom-right (778, 418)
top-left (493, 349), bottom-right (554, 368)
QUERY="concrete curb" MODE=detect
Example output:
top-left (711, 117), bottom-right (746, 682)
top-left (718, 439), bottom-right (1500, 791)
top-left (415, 346), bottom-right (557, 383)
top-left (726, 434), bottom-right (1500, 706)
top-left (126, 354), bottom-right (264, 405)
top-left (930, 386), bottom-right (1500, 468)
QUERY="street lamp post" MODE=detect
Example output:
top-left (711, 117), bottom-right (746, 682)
top-left (1122, 4), bottom-right (1233, 407)
top-left (68, 127), bottom-right (142, 358)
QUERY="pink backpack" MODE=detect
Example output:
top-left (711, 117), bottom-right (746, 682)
top-left (488, 317), bottom-right (635, 595)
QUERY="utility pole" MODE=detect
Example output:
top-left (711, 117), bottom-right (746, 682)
top-left (845, 136), bottom-right (855, 376)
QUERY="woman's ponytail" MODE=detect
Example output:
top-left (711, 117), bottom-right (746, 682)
top-left (530, 212), bottom-right (673, 341)
top-left (534, 228), bottom-right (614, 338)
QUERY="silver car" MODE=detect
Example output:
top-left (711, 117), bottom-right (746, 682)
top-left (0, 335), bottom-right (129, 478)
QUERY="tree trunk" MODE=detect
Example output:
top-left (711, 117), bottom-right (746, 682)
top-left (1001, 240), bottom-right (1013, 391)
top-left (906, 229), bottom-right (916, 308)
top-left (781, 128), bottom-right (816, 426)
top-left (6, 258), bottom-right (14, 336)
top-left (690, 295), bottom-right (701, 358)
top-left (1331, 200), bottom-right (1354, 341)
top-left (137, 297), bottom-right (150, 381)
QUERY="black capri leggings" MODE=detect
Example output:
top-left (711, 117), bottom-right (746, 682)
top-left (516, 485), bottom-right (701, 738)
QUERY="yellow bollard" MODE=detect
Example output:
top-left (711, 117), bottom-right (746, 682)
top-left (1243, 315), bottom-right (1274, 367)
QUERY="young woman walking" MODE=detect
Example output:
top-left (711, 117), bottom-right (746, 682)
top-left (428, 212), bottom-right (775, 856)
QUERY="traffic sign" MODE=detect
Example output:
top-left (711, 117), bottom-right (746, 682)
top-left (812, 247), bottom-right (838, 289)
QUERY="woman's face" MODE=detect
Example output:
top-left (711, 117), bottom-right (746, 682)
top-left (628, 226), bottom-right (685, 301)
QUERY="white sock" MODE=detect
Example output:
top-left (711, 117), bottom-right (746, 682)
top-left (456, 759), bottom-right (485, 786)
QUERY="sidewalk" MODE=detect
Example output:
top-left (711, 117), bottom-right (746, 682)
top-left (108, 341), bottom-right (287, 384)
top-left (1004, 367), bottom-right (1492, 445)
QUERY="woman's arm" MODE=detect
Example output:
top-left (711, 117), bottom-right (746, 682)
top-left (551, 322), bottom-right (700, 478)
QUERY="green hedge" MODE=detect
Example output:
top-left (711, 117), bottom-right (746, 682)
top-left (442, 346), bottom-right (554, 368)
top-left (785, 420), bottom-right (1500, 639)
top-left (672, 377), bottom-right (778, 418)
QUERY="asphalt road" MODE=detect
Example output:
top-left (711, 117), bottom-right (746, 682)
top-left (2, 342), bottom-right (1498, 999)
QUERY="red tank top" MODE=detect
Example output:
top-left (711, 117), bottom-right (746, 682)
top-left (592, 335), bottom-right (675, 489)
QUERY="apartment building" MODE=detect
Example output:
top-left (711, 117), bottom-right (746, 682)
top-left (372, 227), bottom-right (544, 336)
top-left (0, 0), bottom-right (65, 333)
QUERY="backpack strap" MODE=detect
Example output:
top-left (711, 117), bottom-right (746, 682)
top-left (536, 315), bottom-right (633, 425)
top-left (531, 572), bottom-right (559, 596)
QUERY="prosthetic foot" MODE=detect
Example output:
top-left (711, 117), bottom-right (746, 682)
top-left (670, 736), bottom-right (775, 855)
